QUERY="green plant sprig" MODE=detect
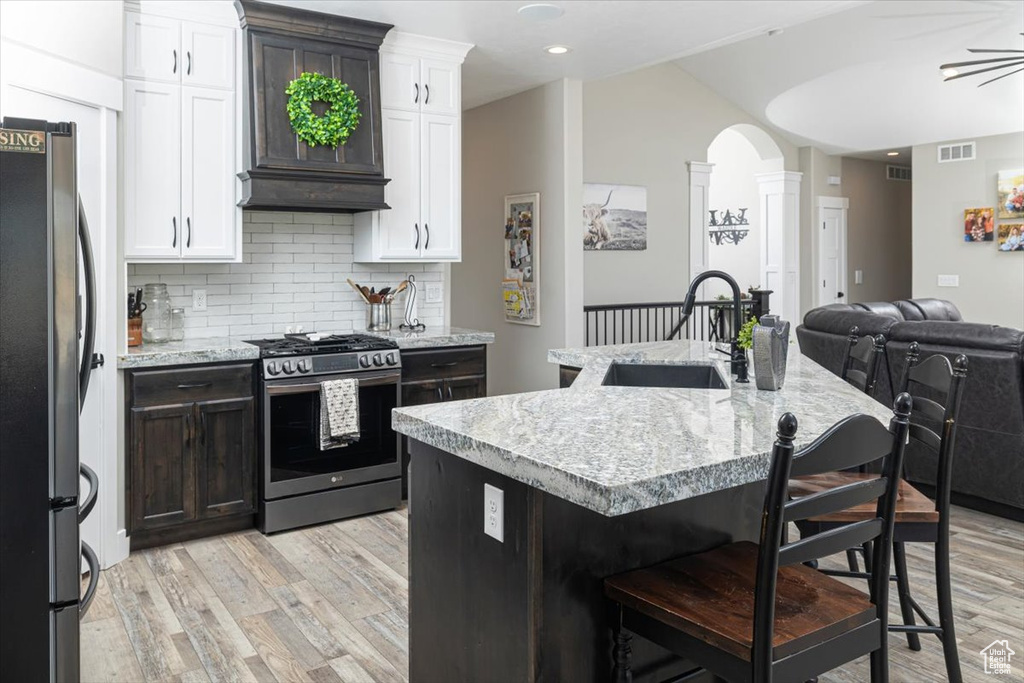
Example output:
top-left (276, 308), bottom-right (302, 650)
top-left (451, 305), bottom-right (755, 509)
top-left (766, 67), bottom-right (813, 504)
top-left (285, 72), bottom-right (361, 148)
top-left (737, 317), bottom-right (757, 351)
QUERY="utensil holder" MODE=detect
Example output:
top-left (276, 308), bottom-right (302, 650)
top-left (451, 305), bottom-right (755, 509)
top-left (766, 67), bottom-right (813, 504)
top-left (128, 317), bottom-right (143, 347)
top-left (367, 302), bottom-right (392, 331)
top-left (752, 315), bottom-right (790, 391)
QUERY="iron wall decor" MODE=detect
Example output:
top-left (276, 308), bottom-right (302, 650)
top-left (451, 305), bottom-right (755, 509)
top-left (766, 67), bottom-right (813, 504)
top-left (708, 208), bottom-right (750, 245)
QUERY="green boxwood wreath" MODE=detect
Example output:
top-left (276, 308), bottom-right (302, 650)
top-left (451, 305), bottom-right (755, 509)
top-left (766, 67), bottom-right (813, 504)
top-left (285, 72), bottom-right (361, 148)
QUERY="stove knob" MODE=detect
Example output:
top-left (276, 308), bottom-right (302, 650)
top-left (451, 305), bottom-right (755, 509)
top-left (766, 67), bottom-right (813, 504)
top-left (283, 360), bottom-right (295, 374)
top-left (266, 361), bottom-right (281, 376)
top-left (372, 353), bottom-right (383, 367)
top-left (298, 359), bottom-right (311, 373)
top-left (386, 352), bottom-right (397, 366)
top-left (359, 355), bottom-right (371, 369)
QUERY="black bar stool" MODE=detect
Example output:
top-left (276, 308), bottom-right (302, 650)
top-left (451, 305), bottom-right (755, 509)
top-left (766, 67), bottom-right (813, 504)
top-left (605, 395), bottom-right (913, 683)
top-left (791, 342), bottom-right (968, 682)
top-left (842, 326), bottom-right (887, 397)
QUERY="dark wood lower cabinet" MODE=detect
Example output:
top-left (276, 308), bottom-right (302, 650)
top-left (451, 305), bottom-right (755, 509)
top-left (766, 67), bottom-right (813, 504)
top-left (127, 364), bottom-right (256, 549)
top-left (399, 345), bottom-right (488, 498)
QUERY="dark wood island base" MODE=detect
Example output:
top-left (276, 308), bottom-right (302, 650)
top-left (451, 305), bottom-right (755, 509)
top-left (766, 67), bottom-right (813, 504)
top-left (408, 440), bottom-right (766, 682)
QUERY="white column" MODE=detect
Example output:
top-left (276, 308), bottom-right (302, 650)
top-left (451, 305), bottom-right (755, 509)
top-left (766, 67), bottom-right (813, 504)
top-left (688, 162), bottom-right (714, 296)
top-left (755, 171), bottom-right (802, 324)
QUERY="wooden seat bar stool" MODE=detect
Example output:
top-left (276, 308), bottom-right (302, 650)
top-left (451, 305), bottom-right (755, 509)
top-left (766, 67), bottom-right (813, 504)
top-left (791, 343), bottom-right (968, 682)
top-left (604, 395), bottom-right (913, 683)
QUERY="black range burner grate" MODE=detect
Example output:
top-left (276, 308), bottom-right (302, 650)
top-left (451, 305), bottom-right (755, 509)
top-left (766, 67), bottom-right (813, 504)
top-left (245, 333), bottom-right (398, 358)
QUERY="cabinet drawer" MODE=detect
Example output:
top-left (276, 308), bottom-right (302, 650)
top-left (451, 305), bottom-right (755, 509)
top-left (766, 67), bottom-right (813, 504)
top-left (131, 364), bottom-right (253, 407)
top-left (401, 346), bottom-right (485, 382)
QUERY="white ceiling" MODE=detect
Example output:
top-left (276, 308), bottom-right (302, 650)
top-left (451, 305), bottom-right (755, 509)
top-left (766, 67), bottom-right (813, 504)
top-left (266, 0), bottom-right (862, 110)
top-left (677, 0), bottom-right (1024, 155)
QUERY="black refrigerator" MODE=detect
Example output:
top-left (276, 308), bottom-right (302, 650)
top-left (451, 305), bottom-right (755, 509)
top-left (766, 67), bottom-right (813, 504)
top-left (0, 117), bottom-right (102, 681)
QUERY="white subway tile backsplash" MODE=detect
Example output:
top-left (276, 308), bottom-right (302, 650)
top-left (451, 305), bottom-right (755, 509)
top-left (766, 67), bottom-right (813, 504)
top-left (128, 210), bottom-right (446, 339)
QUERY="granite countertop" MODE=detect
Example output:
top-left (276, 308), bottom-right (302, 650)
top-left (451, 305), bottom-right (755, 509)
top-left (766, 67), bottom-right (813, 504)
top-left (392, 340), bottom-right (893, 517)
top-left (117, 327), bottom-right (494, 369)
top-left (118, 337), bottom-right (260, 369)
top-left (366, 326), bottom-right (495, 349)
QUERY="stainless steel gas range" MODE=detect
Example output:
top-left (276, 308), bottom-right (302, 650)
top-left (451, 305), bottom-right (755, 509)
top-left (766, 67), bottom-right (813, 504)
top-left (245, 333), bottom-right (402, 533)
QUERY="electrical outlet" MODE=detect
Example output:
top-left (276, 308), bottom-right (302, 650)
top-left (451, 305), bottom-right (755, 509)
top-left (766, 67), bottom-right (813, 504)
top-left (854, 270), bottom-right (863, 285)
top-left (425, 282), bottom-right (443, 303)
top-left (192, 288), bottom-right (207, 312)
top-left (937, 274), bottom-right (959, 288)
top-left (484, 483), bottom-right (503, 542)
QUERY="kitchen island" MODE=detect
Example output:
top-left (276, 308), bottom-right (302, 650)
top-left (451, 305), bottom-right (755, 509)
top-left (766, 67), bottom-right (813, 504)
top-left (392, 340), bottom-right (892, 682)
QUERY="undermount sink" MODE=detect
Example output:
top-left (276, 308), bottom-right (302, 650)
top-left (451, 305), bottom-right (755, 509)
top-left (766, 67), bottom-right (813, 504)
top-left (602, 362), bottom-right (728, 389)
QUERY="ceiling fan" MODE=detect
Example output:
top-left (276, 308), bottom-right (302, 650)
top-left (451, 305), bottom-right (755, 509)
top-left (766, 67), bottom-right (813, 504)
top-left (940, 33), bottom-right (1024, 87)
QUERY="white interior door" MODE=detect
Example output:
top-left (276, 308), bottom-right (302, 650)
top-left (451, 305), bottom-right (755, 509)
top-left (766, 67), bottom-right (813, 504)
top-left (124, 80), bottom-right (181, 258)
top-left (420, 114), bottom-right (460, 260)
top-left (181, 87), bottom-right (235, 258)
top-left (818, 203), bottom-right (847, 306)
top-left (380, 108), bottom-right (422, 259)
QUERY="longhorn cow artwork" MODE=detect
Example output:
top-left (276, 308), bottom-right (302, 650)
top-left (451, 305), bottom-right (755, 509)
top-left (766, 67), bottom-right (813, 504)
top-left (583, 183), bottom-right (647, 250)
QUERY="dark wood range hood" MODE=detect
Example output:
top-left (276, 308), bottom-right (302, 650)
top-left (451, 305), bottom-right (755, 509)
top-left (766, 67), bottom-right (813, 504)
top-left (234, 0), bottom-right (393, 212)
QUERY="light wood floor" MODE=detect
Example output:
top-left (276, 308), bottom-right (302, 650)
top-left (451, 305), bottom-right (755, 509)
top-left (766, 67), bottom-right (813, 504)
top-left (82, 505), bottom-right (1023, 682)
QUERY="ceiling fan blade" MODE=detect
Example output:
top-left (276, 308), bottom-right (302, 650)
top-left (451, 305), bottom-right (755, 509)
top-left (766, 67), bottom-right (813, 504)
top-left (941, 55), bottom-right (1024, 69)
top-left (967, 48), bottom-right (1024, 53)
top-left (944, 60), bottom-right (1024, 81)
top-left (977, 66), bottom-right (1024, 87)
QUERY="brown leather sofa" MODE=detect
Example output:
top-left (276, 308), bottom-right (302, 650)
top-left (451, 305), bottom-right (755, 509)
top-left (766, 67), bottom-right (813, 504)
top-left (796, 298), bottom-right (1024, 520)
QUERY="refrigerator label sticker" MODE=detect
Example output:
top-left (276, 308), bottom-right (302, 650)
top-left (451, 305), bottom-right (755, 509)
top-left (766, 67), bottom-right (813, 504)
top-left (0, 129), bottom-right (45, 154)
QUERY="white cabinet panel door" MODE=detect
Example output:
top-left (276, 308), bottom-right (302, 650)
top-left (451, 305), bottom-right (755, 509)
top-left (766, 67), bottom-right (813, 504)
top-left (379, 109), bottom-right (422, 259)
top-left (420, 114), bottom-right (460, 260)
top-left (124, 80), bottom-right (181, 258)
top-left (181, 88), bottom-right (236, 259)
top-left (125, 13), bottom-right (181, 83)
top-left (181, 22), bottom-right (234, 90)
top-left (420, 59), bottom-right (459, 116)
top-left (380, 52), bottom-right (420, 113)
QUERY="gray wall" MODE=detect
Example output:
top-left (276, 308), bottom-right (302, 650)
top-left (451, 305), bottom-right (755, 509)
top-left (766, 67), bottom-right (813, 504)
top-left (582, 63), bottom-right (798, 307)
top-left (841, 157), bottom-right (912, 304)
top-left (453, 79), bottom-right (583, 395)
top-left (912, 132), bottom-right (1024, 329)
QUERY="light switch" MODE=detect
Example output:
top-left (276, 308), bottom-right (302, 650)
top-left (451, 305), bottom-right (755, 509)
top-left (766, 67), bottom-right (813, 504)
top-left (854, 270), bottom-right (863, 285)
top-left (937, 274), bottom-right (959, 287)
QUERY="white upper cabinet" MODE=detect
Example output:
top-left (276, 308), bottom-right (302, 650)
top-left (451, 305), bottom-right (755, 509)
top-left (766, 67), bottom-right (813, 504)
top-left (124, 80), bottom-right (182, 258)
top-left (123, 4), bottom-right (241, 262)
top-left (420, 59), bottom-right (459, 116)
top-left (355, 33), bottom-right (472, 263)
top-left (181, 22), bottom-right (234, 90)
top-left (125, 12), bottom-right (180, 83)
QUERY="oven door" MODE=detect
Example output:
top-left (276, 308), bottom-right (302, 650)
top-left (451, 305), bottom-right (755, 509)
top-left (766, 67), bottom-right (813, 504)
top-left (263, 369), bottom-right (401, 500)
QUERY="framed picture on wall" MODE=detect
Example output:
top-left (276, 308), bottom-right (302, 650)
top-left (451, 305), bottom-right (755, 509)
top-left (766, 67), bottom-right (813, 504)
top-left (583, 183), bottom-right (647, 250)
top-left (963, 207), bottom-right (994, 242)
top-left (997, 169), bottom-right (1024, 218)
top-left (503, 193), bottom-right (540, 325)
top-left (998, 223), bottom-right (1023, 252)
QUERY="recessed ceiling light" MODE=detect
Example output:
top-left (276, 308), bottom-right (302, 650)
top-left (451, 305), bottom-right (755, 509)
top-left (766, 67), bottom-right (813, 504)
top-left (545, 45), bottom-right (571, 55)
top-left (887, 151), bottom-right (900, 157)
top-left (518, 3), bottom-right (564, 21)
top-left (942, 68), bottom-right (959, 78)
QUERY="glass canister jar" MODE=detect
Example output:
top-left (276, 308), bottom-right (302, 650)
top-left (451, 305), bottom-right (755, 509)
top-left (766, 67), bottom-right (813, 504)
top-left (141, 283), bottom-right (172, 343)
top-left (170, 307), bottom-right (185, 342)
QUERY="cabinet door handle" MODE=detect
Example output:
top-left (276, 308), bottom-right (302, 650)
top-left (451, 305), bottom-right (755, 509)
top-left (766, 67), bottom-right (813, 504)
top-left (414, 83), bottom-right (419, 104)
top-left (436, 384), bottom-right (444, 401)
top-left (186, 217), bottom-right (192, 248)
top-left (173, 49), bottom-right (177, 74)
top-left (424, 223), bottom-right (430, 250)
top-left (172, 217), bottom-right (177, 248)
top-left (446, 384), bottom-right (454, 401)
top-left (186, 51), bottom-right (192, 76)
top-left (200, 411), bottom-right (206, 445)
top-left (177, 382), bottom-right (211, 390)
top-left (430, 361), bottom-right (458, 368)
top-left (424, 83), bottom-right (430, 105)
top-left (414, 223), bottom-right (420, 250)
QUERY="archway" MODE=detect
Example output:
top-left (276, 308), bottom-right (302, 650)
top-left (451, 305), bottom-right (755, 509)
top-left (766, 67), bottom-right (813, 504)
top-left (689, 124), bottom-right (800, 324)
